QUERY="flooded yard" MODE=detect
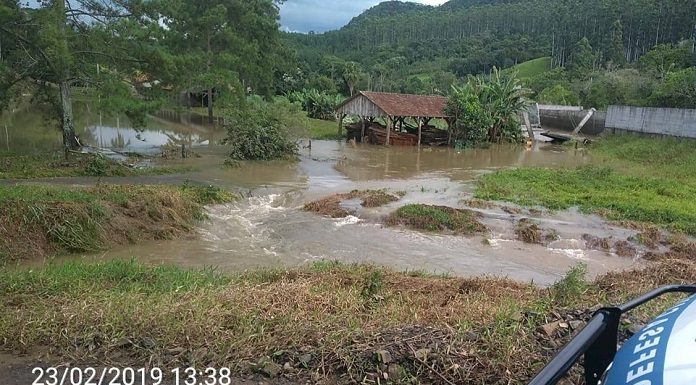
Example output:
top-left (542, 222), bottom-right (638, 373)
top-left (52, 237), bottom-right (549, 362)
top-left (2, 106), bottom-right (645, 285)
top-left (5, 104), bottom-right (641, 285)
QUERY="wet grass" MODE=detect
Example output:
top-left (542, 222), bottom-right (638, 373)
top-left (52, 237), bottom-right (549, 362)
top-left (591, 135), bottom-right (696, 182)
top-left (476, 135), bottom-right (696, 236)
top-left (386, 204), bottom-right (487, 234)
top-left (0, 184), bottom-right (237, 261)
top-left (0, 151), bottom-right (196, 179)
top-left (476, 165), bottom-right (696, 235)
top-left (307, 118), bottom-right (342, 140)
top-left (0, 258), bottom-right (692, 384)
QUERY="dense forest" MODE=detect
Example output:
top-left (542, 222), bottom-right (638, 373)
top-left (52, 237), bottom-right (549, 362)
top-left (2, 0), bottom-right (695, 156)
top-left (282, 0), bottom-right (696, 109)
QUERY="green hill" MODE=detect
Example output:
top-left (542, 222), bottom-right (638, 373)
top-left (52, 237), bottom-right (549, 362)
top-left (504, 57), bottom-right (552, 79)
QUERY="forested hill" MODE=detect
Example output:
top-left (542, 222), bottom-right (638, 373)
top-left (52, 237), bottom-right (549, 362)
top-left (290, 0), bottom-right (694, 68)
top-left (346, 1), bottom-right (432, 25)
top-left (281, 0), bottom-right (695, 109)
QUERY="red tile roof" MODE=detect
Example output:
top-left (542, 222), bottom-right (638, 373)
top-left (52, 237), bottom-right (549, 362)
top-left (338, 91), bottom-right (450, 118)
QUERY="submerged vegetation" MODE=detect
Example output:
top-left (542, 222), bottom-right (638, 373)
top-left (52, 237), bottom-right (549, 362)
top-left (223, 97), bottom-right (307, 161)
top-left (304, 189), bottom-right (400, 218)
top-left (386, 204), bottom-right (487, 235)
top-left (0, 184), bottom-right (236, 261)
top-left (1, 258), bottom-right (693, 384)
top-left (476, 136), bottom-right (696, 235)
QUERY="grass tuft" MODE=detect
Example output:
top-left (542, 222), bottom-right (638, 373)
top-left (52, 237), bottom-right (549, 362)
top-left (385, 204), bottom-right (487, 234)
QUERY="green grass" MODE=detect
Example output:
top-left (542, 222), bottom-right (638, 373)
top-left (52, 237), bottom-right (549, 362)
top-left (0, 259), bottom-right (231, 296)
top-left (307, 118), bottom-right (341, 140)
top-left (590, 135), bottom-right (696, 182)
top-left (386, 204), bottom-right (487, 234)
top-left (0, 151), bottom-right (196, 180)
top-left (189, 107), bottom-right (341, 140)
top-left (503, 57), bottom-right (552, 79)
top-left (475, 136), bottom-right (696, 235)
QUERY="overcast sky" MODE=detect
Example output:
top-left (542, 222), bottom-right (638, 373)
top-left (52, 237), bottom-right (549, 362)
top-left (279, 0), bottom-right (448, 33)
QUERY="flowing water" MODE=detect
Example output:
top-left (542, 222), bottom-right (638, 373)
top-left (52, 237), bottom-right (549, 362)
top-left (5, 107), bottom-right (639, 285)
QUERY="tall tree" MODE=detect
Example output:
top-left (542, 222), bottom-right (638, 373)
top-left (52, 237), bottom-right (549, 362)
top-left (159, 0), bottom-right (284, 123)
top-left (0, 0), bottom-right (165, 157)
top-left (342, 61), bottom-right (362, 96)
top-left (568, 37), bottom-right (596, 77)
top-left (609, 20), bottom-right (627, 68)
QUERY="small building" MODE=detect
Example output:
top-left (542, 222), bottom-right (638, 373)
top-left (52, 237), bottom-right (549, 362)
top-left (335, 91), bottom-right (452, 146)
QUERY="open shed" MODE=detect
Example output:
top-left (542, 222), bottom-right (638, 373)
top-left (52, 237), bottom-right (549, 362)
top-left (335, 91), bottom-right (452, 146)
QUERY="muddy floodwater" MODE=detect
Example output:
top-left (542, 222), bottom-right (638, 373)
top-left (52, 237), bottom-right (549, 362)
top-left (6, 107), bottom-right (639, 285)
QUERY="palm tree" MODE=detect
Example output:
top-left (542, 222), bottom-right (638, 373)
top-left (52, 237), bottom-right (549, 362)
top-left (342, 62), bottom-right (363, 96)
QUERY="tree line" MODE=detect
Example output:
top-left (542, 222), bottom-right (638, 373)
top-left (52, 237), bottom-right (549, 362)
top-left (282, 0), bottom-right (696, 109)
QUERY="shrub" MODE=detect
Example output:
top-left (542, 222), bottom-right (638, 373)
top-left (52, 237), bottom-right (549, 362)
top-left (84, 154), bottom-right (110, 176)
top-left (286, 88), bottom-right (343, 120)
top-left (447, 68), bottom-right (529, 146)
top-left (223, 97), bottom-right (307, 161)
top-left (537, 84), bottom-right (580, 106)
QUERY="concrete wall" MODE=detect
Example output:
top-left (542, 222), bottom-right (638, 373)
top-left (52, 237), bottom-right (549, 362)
top-left (538, 104), bottom-right (584, 111)
top-left (606, 106), bottom-right (696, 139)
top-left (539, 109), bottom-right (607, 135)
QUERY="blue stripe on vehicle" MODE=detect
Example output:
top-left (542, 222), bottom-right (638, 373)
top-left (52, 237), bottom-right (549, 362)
top-left (603, 294), bottom-right (696, 385)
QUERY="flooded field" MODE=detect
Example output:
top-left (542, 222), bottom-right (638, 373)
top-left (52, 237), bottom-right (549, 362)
top-left (3, 106), bottom-right (641, 285)
top-left (0, 103), bottom-right (222, 154)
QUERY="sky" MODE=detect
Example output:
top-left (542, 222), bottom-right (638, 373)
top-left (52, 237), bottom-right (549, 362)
top-left (279, 0), bottom-right (448, 33)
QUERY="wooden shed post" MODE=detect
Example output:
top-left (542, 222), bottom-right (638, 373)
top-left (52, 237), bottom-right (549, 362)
top-left (360, 117), bottom-right (366, 142)
top-left (417, 117), bottom-right (423, 147)
top-left (386, 116), bottom-right (392, 146)
top-left (446, 118), bottom-right (453, 145)
top-left (337, 113), bottom-right (346, 136)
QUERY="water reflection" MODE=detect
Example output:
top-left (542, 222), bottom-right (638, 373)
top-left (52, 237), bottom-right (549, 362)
top-left (1, 103), bottom-right (224, 154)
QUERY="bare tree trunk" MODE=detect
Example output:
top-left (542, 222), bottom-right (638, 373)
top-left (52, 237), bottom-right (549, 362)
top-left (60, 81), bottom-right (79, 158)
top-left (207, 87), bottom-right (214, 124)
top-left (55, 0), bottom-right (79, 159)
top-left (206, 34), bottom-right (214, 124)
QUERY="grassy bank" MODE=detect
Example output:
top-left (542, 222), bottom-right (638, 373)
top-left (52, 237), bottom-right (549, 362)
top-left (0, 152), bottom-right (195, 180)
top-left (0, 258), bottom-right (693, 384)
top-left (0, 184), bottom-right (236, 262)
top-left (476, 136), bottom-right (696, 235)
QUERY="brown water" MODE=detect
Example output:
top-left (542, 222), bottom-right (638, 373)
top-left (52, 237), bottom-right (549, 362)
top-left (3, 105), bottom-right (640, 284)
top-left (13, 135), bottom-right (638, 285)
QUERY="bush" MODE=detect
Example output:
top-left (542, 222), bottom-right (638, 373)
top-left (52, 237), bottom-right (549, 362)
top-left (223, 97), bottom-right (307, 161)
top-left (286, 88), bottom-right (343, 120)
top-left (537, 84), bottom-right (580, 106)
top-left (446, 68), bottom-right (529, 146)
top-left (84, 154), bottom-right (110, 176)
top-left (649, 68), bottom-right (696, 108)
